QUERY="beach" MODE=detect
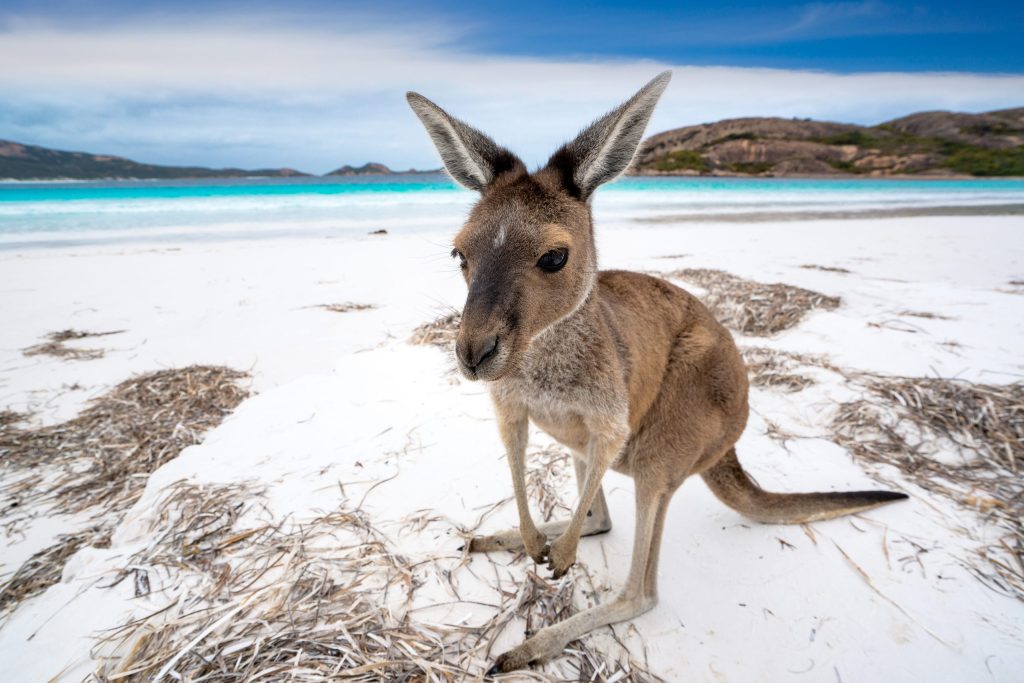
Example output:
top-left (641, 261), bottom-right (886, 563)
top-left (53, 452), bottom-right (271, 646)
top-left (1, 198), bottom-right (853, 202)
top-left (1, 182), bottom-right (1023, 680)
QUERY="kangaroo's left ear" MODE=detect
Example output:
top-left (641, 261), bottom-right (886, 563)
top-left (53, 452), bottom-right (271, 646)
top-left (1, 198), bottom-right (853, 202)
top-left (546, 71), bottom-right (671, 201)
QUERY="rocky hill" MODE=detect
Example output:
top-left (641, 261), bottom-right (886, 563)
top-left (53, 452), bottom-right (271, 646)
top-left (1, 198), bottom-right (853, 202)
top-left (0, 140), bottom-right (309, 181)
top-left (326, 162), bottom-right (394, 176)
top-left (325, 162), bottom-right (438, 176)
top-left (634, 107), bottom-right (1024, 177)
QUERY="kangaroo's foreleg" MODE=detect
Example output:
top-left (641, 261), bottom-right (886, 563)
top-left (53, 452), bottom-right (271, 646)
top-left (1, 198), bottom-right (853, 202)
top-left (545, 427), bottom-right (625, 577)
top-left (491, 400), bottom-right (547, 563)
top-left (488, 475), bottom-right (670, 674)
top-left (468, 454), bottom-right (613, 553)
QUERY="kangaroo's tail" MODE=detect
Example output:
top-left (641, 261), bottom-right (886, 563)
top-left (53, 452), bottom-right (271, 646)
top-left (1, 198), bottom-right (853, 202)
top-left (702, 448), bottom-right (907, 524)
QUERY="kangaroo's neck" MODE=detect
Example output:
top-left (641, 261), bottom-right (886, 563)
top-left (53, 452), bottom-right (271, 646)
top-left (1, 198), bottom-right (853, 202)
top-left (491, 275), bottom-right (631, 424)
top-left (495, 283), bottom-right (606, 389)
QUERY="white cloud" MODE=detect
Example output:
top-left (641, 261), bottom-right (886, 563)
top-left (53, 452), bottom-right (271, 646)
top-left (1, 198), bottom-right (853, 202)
top-left (1, 18), bottom-right (1021, 173)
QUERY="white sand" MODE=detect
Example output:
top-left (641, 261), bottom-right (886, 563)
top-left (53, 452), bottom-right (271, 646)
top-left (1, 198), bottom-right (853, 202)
top-left (1, 215), bottom-right (1023, 680)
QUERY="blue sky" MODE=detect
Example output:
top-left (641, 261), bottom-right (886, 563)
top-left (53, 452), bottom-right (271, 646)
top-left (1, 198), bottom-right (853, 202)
top-left (399, 0), bottom-right (1024, 72)
top-left (1, 1), bottom-right (1022, 172)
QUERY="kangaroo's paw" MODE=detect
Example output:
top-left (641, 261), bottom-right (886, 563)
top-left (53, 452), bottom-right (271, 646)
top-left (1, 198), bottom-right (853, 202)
top-left (487, 626), bottom-right (570, 675)
top-left (545, 533), bottom-right (578, 578)
top-left (487, 642), bottom-right (543, 675)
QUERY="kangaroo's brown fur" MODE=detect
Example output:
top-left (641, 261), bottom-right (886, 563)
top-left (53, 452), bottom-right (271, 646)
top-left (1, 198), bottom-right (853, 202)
top-left (407, 72), bottom-right (907, 674)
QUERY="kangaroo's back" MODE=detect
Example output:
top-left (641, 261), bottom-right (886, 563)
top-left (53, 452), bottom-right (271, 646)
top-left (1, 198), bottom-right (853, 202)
top-left (594, 269), bottom-right (749, 439)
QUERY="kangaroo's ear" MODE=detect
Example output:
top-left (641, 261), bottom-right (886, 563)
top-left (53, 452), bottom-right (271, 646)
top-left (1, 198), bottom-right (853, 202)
top-left (406, 92), bottom-right (524, 191)
top-left (547, 71), bottom-right (671, 200)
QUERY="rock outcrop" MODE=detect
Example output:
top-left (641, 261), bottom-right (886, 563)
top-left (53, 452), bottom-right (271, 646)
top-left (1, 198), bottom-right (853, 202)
top-left (633, 107), bottom-right (1024, 177)
top-left (325, 162), bottom-right (394, 176)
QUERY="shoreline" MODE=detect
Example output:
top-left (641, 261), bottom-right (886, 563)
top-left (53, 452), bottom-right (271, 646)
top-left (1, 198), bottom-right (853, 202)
top-left (636, 201), bottom-right (1024, 223)
top-left (4, 201), bottom-right (1024, 253)
top-left (627, 170), bottom-right (1012, 180)
top-left (6, 174), bottom-right (1024, 187)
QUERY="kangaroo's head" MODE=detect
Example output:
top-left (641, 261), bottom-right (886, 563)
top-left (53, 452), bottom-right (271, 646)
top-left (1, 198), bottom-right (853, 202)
top-left (407, 72), bottom-right (671, 381)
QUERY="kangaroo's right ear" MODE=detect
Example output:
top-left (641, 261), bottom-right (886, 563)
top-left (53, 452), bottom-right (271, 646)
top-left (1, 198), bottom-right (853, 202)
top-left (406, 92), bottom-right (524, 192)
top-left (545, 71), bottom-right (671, 201)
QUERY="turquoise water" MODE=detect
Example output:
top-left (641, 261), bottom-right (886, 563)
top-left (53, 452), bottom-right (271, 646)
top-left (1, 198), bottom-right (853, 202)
top-left (4, 174), bottom-right (1024, 202)
top-left (0, 175), bottom-right (460, 202)
top-left (2, 175), bottom-right (1023, 249)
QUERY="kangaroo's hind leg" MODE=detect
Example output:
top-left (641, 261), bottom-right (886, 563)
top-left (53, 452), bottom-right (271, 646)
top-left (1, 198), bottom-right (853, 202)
top-left (488, 472), bottom-right (671, 673)
top-left (467, 452), bottom-right (613, 553)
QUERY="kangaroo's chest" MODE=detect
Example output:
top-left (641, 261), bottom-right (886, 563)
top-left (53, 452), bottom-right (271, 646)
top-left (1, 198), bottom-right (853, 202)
top-left (528, 407), bottom-right (590, 454)
top-left (495, 369), bottom-right (629, 457)
top-left (491, 317), bottom-right (632, 456)
top-left (525, 399), bottom-right (634, 474)
top-left (493, 370), bottom-right (593, 452)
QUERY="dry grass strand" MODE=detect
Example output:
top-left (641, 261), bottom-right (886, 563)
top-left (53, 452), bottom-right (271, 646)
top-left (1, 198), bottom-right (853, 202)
top-left (897, 310), bottom-right (954, 321)
top-left (22, 329), bottom-right (124, 361)
top-left (799, 264), bottom-right (852, 274)
top-left (667, 268), bottom-right (839, 336)
top-left (317, 302), bottom-right (377, 314)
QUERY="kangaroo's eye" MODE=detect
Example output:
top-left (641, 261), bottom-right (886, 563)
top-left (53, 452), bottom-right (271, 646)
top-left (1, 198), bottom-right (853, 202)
top-left (537, 248), bottom-right (568, 273)
top-left (451, 248), bottom-right (467, 269)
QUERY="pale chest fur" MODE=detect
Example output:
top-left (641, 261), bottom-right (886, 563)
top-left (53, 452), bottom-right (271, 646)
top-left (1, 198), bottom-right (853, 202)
top-left (490, 307), bottom-right (630, 454)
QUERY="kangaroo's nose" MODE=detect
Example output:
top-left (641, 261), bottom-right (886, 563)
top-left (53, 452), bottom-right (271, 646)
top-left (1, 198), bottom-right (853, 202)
top-left (457, 334), bottom-right (499, 370)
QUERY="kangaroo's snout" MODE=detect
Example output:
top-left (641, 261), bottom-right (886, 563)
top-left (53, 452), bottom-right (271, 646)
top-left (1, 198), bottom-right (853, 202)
top-left (456, 333), bottom-right (499, 376)
top-left (455, 262), bottom-right (517, 380)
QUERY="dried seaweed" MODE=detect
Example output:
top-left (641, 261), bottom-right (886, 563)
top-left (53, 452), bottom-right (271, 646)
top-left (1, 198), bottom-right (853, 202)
top-left (24, 342), bottom-right (104, 361)
top-left (740, 347), bottom-right (820, 392)
top-left (0, 410), bottom-right (26, 431)
top-left (91, 477), bottom-right (662, 682)
top-left (21, 329), bottom-right (124, 361)
top-left (410, 312), bottom-right (461, 349)
top-left (762, 418), bottom-right (797, 447)
top-left (526, 447), bottom-right (574, 522)
top-left (832, 376), bottom-right (1024, 601)
top-left (0, 525), bottom-right (112, 614)
top-left (667, 268), bottom-right (840, 336)
top-left (0, 367), bottom-right (248, 616)
top-left (0, 366), bottom-right (249, 516)
top-left (868, 319), bottom-right (925, 334)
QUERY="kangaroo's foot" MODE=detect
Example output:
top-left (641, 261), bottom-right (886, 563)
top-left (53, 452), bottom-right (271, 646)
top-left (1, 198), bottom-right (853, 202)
top-left (545, 531), bottom-right (579, 578)
top-left (487, 593), bottom-right (656, 674)
top-left (465, 515), bottom-right (612, 555)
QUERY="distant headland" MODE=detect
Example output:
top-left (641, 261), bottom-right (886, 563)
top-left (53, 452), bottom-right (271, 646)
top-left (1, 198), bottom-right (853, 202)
top-left (0, 141), bottom-right (438, 181)
top-left (2, 105), bottom-right (1021, 180)
top-left (0, 140), bottom-right (313, 181)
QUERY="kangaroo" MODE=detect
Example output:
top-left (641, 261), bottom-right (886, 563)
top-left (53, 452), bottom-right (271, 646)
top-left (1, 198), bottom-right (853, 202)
top-left (406, 71), bottom-right (908, 674)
